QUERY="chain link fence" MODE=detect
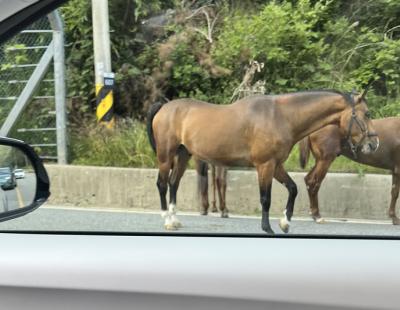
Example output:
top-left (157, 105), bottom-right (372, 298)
top-left (0, 16), bottom-right (58, 160)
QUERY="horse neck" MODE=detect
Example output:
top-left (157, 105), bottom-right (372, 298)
top-left (278, 93), bottom-right (348, 142)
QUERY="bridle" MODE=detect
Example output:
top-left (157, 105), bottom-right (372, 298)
top-left (344, 92), bottom-right (378, 158)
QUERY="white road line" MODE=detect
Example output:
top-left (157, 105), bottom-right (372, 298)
top-left (41, 205), bottom-right (393, 225)
top-left (16, 186), bottom-right (24, 208)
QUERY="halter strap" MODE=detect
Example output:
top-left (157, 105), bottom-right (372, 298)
top-left (344, 91), bottom-right (377, 158)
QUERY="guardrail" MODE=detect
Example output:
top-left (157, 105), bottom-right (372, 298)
top-left (45, 165), bottom-right (393, 221)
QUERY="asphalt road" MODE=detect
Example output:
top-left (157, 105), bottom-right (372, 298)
top-left (1, 173), bottom-right (36, 212)
top-left (0, 205), bottom-right (399, 236)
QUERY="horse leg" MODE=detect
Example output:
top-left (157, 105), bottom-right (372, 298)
top-left (195, 159), bottom-right (209, 215)
top-left (157, 169), bottom-right (168, 218)
top-left (274, 164), bottom-right (297, 233)
top-left (157, 160), bottom-right (173, 229)
top-left (389, 170), bottom-right (400, 225)
top-left (211, 165), bottom-right (218, 212)
top-left (304, 158), bottom-right (333, 224)
top-left (216, 167), bottom-right (229, 218)
top-left (256, 161), bottom-right (276, 234)
top-left (167, 146), bottom-right (191, 230)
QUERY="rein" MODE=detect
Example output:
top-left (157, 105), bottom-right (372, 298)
top-left (344, 93), bottom-right (377, 158)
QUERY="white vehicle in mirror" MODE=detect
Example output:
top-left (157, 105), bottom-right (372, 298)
top-left (14, 168), bottom-right (25, 179)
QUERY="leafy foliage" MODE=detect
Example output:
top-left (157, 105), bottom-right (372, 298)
top-left (70, 120), bottom-right (156, 167)
top-left (60, 0), bottom-right (400, 119)
top-left (58, 0), bottom-right (400, 167)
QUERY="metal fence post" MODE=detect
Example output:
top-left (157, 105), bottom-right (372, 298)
top-left (0, 42), bottom-right (54, 137)
top-left (48, 11), bottom-right (67, 164)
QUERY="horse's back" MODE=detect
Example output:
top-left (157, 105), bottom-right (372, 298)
top-left (369, 117), bottom-right (400, 149)
top-left (373, 117), bottom-right (400, 132)
top-left (232, 94), bottom-right (275, 109)
top-left (152, 98), bottom-right (236, 147)
top-left (373, 117), bottom-right (400, 155)
top-left (157, 95), bottom-right (276, 116)
top-left (163, 98), bottom-right (221, 109)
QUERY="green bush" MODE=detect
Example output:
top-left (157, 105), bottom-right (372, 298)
top-left (70, 120), bottom-right (157, 168)
top-left (61, 0), bottom-right (400, 169)
top-left (59, 0), bottom-right (400, 118)
top-left (213, 1), bottom-right (330, 92)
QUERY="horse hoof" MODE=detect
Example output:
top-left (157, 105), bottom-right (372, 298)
top-left (221, 209), bottom-right (229, 218)
top-left (311, 214), bottom-right (325, 223)
top-left (172, 220), bottom-right (182, 228)
top-left (211, 207), bottom-right (218, 213)
top-left (200, 210), bottom-right (208, 216)
top-left (392, 217), bottom-right (400, 225)
top-left (165, 223), bottom-right (178, 231)
top-left (279, 217), bottom-right (290, 233)
top-left (263, 228), bottom-right (275, 234)
top-left (262, 224), bottom-right (275, 234)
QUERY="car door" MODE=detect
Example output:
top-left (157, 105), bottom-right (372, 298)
top-left (0, 1), bottom-right (399, 310)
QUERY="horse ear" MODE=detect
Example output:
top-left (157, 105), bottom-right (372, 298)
top-left (357, 78), bottom-right (375, 103)
top-left (359, 87), bottom-right (368, 101)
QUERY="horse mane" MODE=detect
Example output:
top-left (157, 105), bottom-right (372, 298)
top-left (287, 89), bottom-right (355, 106)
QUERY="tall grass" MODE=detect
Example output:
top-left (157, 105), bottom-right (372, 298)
top-left (70, 119), bottom-right (157, 168)
top-left (70, 120), bottom-right (389, 175)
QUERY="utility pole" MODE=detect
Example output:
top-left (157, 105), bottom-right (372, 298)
top-left (92, 0), bottom-right (115, 128)
top-left (49, 11), bottom-right (68, 164)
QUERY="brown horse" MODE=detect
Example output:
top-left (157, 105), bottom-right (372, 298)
top-left (147, 90), bottom-right (379, 234)
top-left (299, 117), bottom-right (400, 224)
top-left (195, 160), bottom-right (228, 217)
top-left (195, 60), bottom-right (265, 218)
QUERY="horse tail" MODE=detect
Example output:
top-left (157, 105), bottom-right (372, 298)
top-left (299, 136), bottom-right (311, 169)
top-left (146, 102), bottom-right (164, 153)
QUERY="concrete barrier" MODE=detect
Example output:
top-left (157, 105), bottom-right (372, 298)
top-left (45, 165), bottom-right (393, 221)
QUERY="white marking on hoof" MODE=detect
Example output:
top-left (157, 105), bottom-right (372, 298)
top-left (161, 211), bottom-right (168, 219)
top-left (279, 217), bottom-right (290, 233)
top-left (221, 210), bottom-right (229, 218)
top-left (168, 203), bottom-right (176, 214)
top-left (279, 211), bottom-right (290, 233)
top-left (165, 223), bottom-right (178, 231)
top-left (167, 203), bottom-right (182, 228)
top-left (316, 217), bottom-right (326, 224)
top-left (164, 215), bottom-right (178, 231)
top-left (170, 214), bottom-right (182, 228)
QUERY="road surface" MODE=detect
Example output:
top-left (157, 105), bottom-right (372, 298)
top-left (0, 205), bottom-right (399, 236)
top-left (1, 173), bottom-right (36, 212)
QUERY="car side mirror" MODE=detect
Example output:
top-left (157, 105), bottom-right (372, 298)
top-left (0, 137), bottom-right (50, 222)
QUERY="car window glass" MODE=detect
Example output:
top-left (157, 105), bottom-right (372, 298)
top-left (0, 1), bottom-right (399, 236)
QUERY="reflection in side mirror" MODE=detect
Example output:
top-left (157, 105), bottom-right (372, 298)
top-left (0, 137), bottom-right (50, 223)
top-left (0, 145), bottom-right (36, 212)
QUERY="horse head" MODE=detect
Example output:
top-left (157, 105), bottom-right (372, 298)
top-left (339, 87), bottom-right (379, 155)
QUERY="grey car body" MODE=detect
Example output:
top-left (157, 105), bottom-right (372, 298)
top-left (0, 167), bottom-right (16, 190)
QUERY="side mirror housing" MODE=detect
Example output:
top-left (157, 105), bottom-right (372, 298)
top-left (0, 137), bottom-right (50, 222)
